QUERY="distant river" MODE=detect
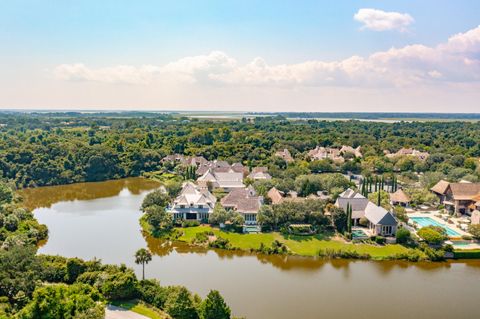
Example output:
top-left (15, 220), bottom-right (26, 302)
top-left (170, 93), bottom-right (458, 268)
top-left (20, 178), bottom-right (480, 319)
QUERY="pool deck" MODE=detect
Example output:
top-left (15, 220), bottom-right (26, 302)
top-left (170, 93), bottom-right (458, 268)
top-left (407, 211), bottom-right (470, 239)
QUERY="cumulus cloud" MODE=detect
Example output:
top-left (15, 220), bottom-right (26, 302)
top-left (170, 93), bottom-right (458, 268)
top-left (53, 26), bottom-right (480, 88)
top-left (354, 8), bottom-right (414, 32)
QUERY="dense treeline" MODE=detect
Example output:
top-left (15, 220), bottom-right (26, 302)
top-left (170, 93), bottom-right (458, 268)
top-left (0, 246), bottom-right (232, 318)
top-left (248, 112), bottom-right (480, 120)
top-left (1, 112), bottom-right (479, 188)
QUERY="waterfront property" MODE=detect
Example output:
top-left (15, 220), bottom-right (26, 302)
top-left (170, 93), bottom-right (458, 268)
top-left (23, 179), bottom-right (480, 319)
top-left (168, 182), bottom-right (216, 221)
top-left (220, 185), bottom-right (263, 225)
top-left (197, 167), bottom-right (245, 191)
top-left (430, 180), bottom-right (480, 215)
top-left (336, 188), bottom-right (398, 236)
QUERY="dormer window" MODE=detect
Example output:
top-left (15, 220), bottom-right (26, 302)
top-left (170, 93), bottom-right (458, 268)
top-left (199, 205), bottom-right (203, 209)
top-left (180, 205), bottom-right (185, 209)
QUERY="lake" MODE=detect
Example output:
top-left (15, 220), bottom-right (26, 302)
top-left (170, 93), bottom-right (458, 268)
top-left (21, 178), bottom-right (480, 319)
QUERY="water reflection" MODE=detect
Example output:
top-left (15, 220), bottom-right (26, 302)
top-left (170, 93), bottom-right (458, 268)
top-left (22, 178), bottom-right (480, 319)
top-left (19, 177), bottom-right (160, 211)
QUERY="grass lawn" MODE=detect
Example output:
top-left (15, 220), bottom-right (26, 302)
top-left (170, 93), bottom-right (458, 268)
top-left (175, 225), bottom-right (409, 259)
top-left (111, 300), bottom-right (169, 319)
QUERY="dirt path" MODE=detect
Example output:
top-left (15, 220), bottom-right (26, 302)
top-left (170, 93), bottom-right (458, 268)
top-left (105, 305), bottom-right (149, 319)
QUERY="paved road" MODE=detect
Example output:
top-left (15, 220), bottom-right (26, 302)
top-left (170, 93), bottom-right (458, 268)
top-left (105, 305), bottom-right (149, 319)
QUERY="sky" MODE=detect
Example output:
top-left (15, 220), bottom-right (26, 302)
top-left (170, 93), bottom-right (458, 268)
top-left (1, 0), bottom-right (480, 112)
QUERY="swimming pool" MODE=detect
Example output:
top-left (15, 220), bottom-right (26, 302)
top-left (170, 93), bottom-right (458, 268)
top-left (409, 216), bottom-right (461, 237)
top-left (352, 229), bottom-right (369, 239)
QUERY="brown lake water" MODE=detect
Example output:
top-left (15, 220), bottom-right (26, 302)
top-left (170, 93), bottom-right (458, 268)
top-left (21, 178), bottom-right (480, 319)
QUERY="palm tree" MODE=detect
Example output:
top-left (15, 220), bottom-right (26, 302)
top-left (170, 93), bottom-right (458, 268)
top-left (135, 248), bottom-right (152, 280)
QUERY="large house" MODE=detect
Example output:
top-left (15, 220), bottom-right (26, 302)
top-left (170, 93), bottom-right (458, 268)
top-left (168, 182), bottom-right (216, 221)
top-left (197, 168), bottom-right (245, 192)
top-left (196, 160), bottom-right (247, 177)
top-left (335, 188), bottom-right (397, 236)
top-left (431, 180), bottom-right (480, 215)
top-left (385, 148), bottom-right (429, 161)
top-left (247, 167), bottom-right (272, 180)
top-left (274, 149), bottom-right (294, 162)
top-left (220, 186), bottom-right (263, 225)
top-left (307, 145), bottom-right (362, 162)
top-left (162, 154), bottom-right (208, 167)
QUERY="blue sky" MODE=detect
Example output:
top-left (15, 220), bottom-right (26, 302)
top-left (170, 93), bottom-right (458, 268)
top-left (1, 1), bottom-right (479, 111)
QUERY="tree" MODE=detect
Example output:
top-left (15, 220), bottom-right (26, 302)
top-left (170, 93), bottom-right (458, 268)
top-left (200, 290), bottom-right (231, 319)
top-left (135, 248), bottom-right (153, 280)
top-left (330, 206), bottom-right (347, 233)
top-left (142, 190), bottom-right (170, 211)
top-left (17, 284), bottom-right (104, 319)
top-left (0, 245), bottom-right (41, 304)
top-left (165, 287), bottom-right (199, 319)
top-left (346, 203), bottom-right (352, 234)
top-left (144, 205), bottom-right (173, 232)
top-left (257, 205), bottom-right (278, 230)
top-left (0, 182), bottom-right (13, 205)
top-left (209, 204), bottom-right (229, 225)
top-left (468, 224), bottom-right (480, 239)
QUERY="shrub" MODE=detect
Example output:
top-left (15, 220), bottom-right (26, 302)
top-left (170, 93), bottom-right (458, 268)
top-left (467, 224), bottom-right (480, 239)
top-left (390, 249), bottom-right (423, 262)
top-left (192, 231), bottom-right (213, 244)
top-left (318, 248), bottom-right (370, 260)
top-left (417, 226), bottom-right (447, 245)
top-left (373, 236), bottom-right (386, 245)
top-left (99, 271), bottom-right (138, 300)
top-left (395, 228), bottom-right (411, 244)
top-left (208, 237), bottom-right (231, 250)
top-left (443, 244), bottom-right (454, 253)
top-left (454, 250), bottom-right (480, 259)
top-left (182, 220), bottom-right (200, 228)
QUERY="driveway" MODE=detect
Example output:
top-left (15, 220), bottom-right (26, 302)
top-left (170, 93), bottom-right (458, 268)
top-left (105, 305), bottom-right (149, 319)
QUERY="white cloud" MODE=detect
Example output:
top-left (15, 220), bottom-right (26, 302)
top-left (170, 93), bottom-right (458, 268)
top-left (354, 8), bottom-right (414, 32)
top-left (53, 26), bottom-right (480, 88)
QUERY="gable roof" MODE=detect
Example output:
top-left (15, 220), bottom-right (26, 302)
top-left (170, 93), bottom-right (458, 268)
top-left (174, 182), bottom-right (216, 206)
top-left (335, 188), bottom-right (369, 219)
top-left (364, 202), bottom-right (397, 226)
top-left (430, 180), bottom-right (450, 195)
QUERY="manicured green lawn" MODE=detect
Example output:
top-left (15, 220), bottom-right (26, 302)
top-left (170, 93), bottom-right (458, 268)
top-left (175, 226), bottom-right (410, 258)
top-left (111, 300), bottom-right (169, 319)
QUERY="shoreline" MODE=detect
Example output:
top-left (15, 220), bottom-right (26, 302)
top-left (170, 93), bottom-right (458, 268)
top-left (140, 219), bottom-right (480, 262)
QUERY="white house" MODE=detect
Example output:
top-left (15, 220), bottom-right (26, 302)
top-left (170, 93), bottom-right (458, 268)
top-left (197, 168), bottom-right (245, 191)
top-left (335, 188), bottom-right (397, 236)
top-left (168, 182), bottom-right (216, 221)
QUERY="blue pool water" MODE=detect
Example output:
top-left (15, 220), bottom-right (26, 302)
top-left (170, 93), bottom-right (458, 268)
top-left (410, 216), bottom-right (461, 237)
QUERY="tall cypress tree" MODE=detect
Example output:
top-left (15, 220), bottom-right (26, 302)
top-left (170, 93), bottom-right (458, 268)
top-left (377, 190), bottom-right (381, 207)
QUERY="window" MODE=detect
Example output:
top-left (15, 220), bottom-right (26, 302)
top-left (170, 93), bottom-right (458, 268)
top-left (198, 205), bottom-right (203, 209)
top-left (180, 205), bottom-right (185, 209)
